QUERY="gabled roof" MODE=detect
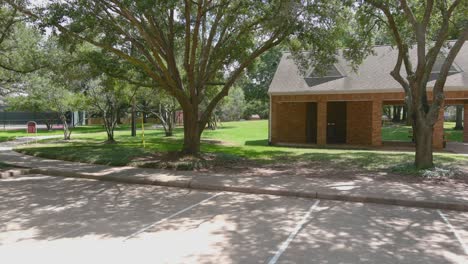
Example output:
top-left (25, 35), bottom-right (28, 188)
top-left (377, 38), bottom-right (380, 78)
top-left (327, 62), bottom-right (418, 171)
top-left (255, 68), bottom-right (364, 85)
top-left (269, 41), bottom-right (468, 95)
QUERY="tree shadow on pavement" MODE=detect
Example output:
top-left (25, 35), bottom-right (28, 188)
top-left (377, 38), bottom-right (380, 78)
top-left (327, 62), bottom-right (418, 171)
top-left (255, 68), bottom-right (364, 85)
top-left (1, 175), bottom-right (466, 263)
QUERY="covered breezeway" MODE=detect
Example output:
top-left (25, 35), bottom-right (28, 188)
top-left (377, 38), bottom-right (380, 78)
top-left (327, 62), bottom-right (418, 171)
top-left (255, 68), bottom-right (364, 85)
top-left (269, 91), bottom-right (468, 150)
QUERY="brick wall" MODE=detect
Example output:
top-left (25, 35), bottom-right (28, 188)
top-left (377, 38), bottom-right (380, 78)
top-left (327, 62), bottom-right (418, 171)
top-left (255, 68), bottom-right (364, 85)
top-left (346, 101), bottom-right (373, 145)
top-left (272, 102), bottom-right (307, 143)
top-left (270, 93), bottom-right (467, 147)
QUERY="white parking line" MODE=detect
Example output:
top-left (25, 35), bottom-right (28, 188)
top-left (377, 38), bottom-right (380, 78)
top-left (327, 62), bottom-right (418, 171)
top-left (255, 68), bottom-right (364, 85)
top-left (123, 192), bottom-right (223, 241)
top-left (267, 200), bottom-right (321, 264)
top-left (437, 210), bottom-right (468, 255)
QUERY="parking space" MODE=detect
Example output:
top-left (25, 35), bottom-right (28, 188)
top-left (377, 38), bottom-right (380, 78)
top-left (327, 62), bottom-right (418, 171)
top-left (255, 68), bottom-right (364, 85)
top-left (1, 175), bottom-right (467, 264)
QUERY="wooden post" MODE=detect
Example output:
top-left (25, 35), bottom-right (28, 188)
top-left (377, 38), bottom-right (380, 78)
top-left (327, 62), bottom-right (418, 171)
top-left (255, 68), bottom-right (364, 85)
top-left (464, 103), bottom-right (468, 143)
top-left (131, 96), bottom-right (136, 137)
top-left (141, 116), bottom-right (146, 148)
top-left (317, 101), bottom-right (327, 145)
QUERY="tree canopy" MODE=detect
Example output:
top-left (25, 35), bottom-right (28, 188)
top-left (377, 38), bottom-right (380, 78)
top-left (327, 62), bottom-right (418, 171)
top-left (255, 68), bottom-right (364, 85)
top-left (7, 0), bottom-right (305, 153)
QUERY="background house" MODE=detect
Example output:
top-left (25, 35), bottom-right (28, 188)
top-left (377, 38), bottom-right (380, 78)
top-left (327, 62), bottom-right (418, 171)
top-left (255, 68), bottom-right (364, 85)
top-left (268, 42), bottom-right (468, 148)
top-left (0, 97), bottom-right (85, 129)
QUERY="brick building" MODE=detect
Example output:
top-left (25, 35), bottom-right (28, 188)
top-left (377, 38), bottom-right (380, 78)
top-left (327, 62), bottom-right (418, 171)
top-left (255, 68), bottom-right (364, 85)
top-left (268, 42), bottom-right (468, 149)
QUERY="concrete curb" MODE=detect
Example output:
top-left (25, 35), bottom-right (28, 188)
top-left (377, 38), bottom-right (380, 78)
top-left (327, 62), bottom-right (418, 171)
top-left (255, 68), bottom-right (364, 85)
top-left (0, 168), bottom-right (32, 179)
top-left (23, 167), bottom-right (468, 212)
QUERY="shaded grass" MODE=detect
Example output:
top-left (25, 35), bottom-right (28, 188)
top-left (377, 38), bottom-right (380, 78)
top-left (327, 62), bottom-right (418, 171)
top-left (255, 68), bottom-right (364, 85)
top-left (0, 162), bottom-right (13, 169)
top-left (16, 120), bottom-right (466, 173)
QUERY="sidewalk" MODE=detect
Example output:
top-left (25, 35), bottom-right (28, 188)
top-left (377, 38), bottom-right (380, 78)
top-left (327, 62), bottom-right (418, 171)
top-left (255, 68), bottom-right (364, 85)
top-left (1, 137), bottom-right (468, 211)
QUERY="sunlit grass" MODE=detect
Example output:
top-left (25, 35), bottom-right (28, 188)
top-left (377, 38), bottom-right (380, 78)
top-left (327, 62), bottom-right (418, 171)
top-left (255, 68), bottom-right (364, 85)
top-left (382, 121), bottom-right (463, 142)
top-left (15, 120), bottom-right (466, 172)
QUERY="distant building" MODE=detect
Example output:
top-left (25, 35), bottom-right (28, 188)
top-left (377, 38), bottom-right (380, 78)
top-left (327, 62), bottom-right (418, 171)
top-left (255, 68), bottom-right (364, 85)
top-left (0, 97), bottom-right (85, 128)
top-left (268, 41), bottom-right (468, 148)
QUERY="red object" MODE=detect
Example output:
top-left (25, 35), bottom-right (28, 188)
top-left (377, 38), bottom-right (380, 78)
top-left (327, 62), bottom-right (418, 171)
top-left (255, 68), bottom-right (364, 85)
top-left (27, 121), bottom-right (37, 134)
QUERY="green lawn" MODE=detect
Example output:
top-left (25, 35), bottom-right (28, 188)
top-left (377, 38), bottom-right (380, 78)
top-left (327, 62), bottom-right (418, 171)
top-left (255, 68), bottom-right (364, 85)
top-left (14, 120), bottom-right (466, 173)
top-left (0, 124), bottom-right (151, 142)
top-left (382, 122), bottom-right (463, 142)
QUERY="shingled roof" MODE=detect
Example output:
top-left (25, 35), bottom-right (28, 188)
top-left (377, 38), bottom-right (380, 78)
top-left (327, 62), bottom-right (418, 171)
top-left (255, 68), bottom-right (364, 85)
top-left (268, 41), bottom-right (468, 95)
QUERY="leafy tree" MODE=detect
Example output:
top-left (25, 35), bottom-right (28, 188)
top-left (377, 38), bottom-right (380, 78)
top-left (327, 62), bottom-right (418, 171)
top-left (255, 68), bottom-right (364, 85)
top-left (356, 0), bottom-right (467, 168)
top-left (6, 73), bottom-right (85, 139)
top-left (216, 86), bottom-right (245, 122)
top-left (243, 100), bottom-right (269, 120)
top-left (87, 77), bottom-right (132, 143)
top-left (7, 0), bottom-right (301, 154)
top-left (136, 87), bottom-right (179, 137)
top-left (242, 46), bottom-right (283, 103)
top-left (0, 5), bottom-right (48, 95)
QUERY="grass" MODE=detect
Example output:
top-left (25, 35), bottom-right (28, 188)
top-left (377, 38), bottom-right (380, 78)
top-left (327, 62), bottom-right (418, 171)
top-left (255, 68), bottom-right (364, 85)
top-left (0, 162), bottom-right (12, 169)
top-left (382, 121), bottom-right (463, 142)
top-left (0, 123), bottom-right (153, 142)
top-left (14, 120), bottom-right (467, 173)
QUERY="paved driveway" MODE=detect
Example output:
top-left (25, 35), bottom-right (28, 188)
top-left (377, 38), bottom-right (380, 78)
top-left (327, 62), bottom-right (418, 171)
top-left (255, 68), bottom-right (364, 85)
top-left (1, 175), bottom-right (467, 264)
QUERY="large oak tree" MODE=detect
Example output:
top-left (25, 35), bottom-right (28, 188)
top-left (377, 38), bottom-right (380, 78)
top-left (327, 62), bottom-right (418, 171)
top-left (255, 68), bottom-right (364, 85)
top-left (7, 0), bottom-right (304, 154)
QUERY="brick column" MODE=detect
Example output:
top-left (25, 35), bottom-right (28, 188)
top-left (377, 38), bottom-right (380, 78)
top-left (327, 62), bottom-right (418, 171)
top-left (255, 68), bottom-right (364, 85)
top-left (270, 98), bottom-right (278, 144)
top-left (317, 101), bottom-right (327, 145)
top-left (432, 106), bottom-right (445, 149)
top-left (371, 100), bottom-right (383, 146)
top-left (464, 104), bottom-right (468, 143)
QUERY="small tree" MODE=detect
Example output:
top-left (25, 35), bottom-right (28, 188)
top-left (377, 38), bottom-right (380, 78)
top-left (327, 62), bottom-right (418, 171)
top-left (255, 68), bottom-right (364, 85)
top-left (217, 86), bottom-right (246, 122)
top-left (136, 87), bottom-right (178, 137)
top-left (356, 0), bottom-right (467, 168)
top-left (87, 77), bottom-right (131, 143)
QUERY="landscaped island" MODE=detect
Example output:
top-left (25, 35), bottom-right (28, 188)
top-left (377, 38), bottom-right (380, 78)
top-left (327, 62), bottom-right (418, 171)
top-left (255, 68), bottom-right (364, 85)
top-left (7, 120), bottom-right (466, 179)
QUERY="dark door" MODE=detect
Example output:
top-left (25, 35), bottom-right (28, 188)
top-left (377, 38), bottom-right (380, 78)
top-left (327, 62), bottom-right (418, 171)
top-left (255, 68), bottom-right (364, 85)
top-left (327, 102), bottom-right (347, 144)
top-left (305, 102), bottom-right (317, 143)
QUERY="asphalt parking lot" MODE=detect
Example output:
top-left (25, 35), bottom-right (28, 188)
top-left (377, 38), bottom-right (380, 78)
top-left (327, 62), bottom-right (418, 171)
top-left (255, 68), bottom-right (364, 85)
top-left (1, 174), bottom-right (467, 264)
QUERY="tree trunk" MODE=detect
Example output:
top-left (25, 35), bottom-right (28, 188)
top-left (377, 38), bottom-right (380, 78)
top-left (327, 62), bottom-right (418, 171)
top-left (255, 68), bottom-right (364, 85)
top-left (413, 118), bottom-right (434, 169)
top-left (392, 106), bottom-right (401, 122)
top-left (402, 106), bottom-right (407, 122)
top-left (182, 110), bottom-right (201, 155)
top-left (454, 105), bottom-right (464, 130)
top-left (105, 122), bottom-right (115, 143)
top-left (131, 97), bottom-right (136, 137)
top-left (60, 114), bottom-right (71, 140)
top-left (103, 113), bottom-right (116, 143)
top-left (165, 113), bottom-right (174, 136)
top-left (45, 121), bottom-right (52, 131)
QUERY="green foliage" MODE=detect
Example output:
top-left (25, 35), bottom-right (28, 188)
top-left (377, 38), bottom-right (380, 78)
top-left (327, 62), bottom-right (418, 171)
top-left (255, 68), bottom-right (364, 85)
top-left (6, 0), bottom-right (313, 153)
top-left (7, 73), bottom-right (85, 114)
top-left (215, 86), bottom-right (246, 122)
top-left (0, 6), bottom-right (50, 95)
top-left (242, 46), bottom-right (283, 102)
top-left (290, 0), bottom-right (374, 75)
top-left (243, 100), bottom-right (269, 119)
